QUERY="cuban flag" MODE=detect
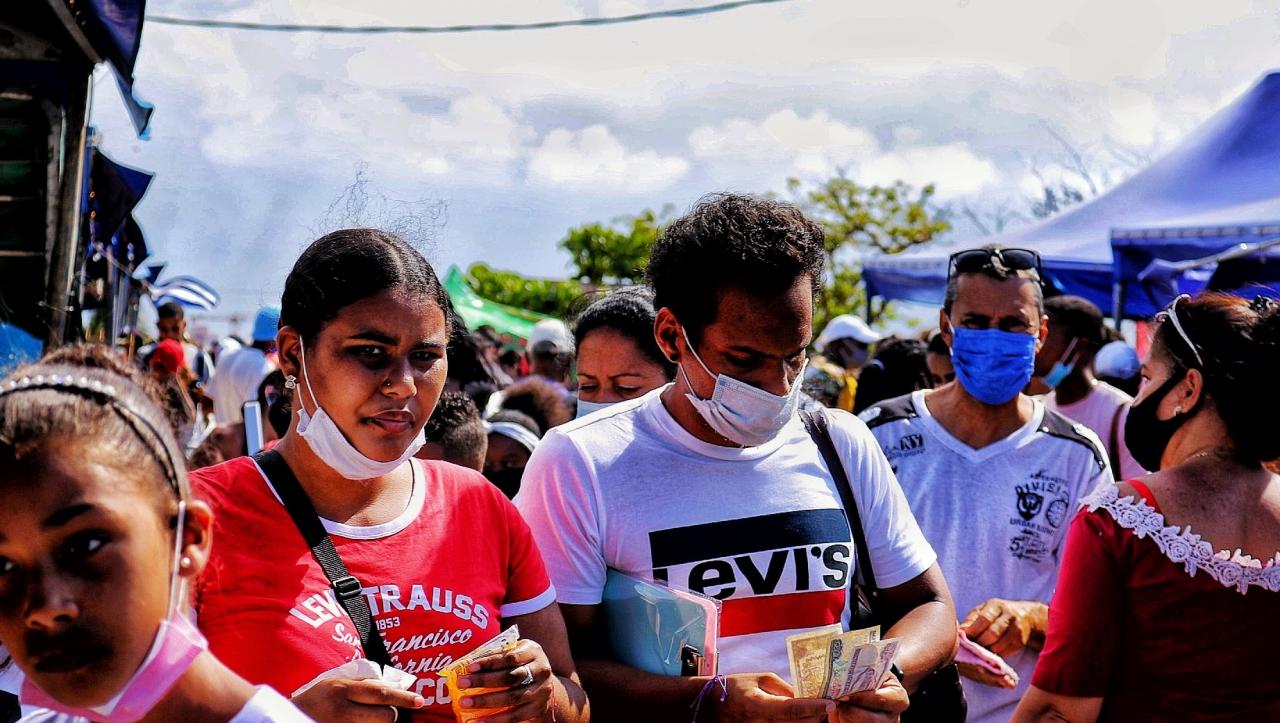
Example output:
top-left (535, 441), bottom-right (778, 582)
top-left (149, 275), bottom-right (220, 311)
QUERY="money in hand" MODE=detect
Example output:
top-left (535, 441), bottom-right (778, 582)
top-left (439, 625), bottom-right (520, 677)
top-left (785, 625), bottom-right (899, 700)
top-left (785, 624), bottom-right (843, 698)
top-left (826, 638), bottom-right (899, 699)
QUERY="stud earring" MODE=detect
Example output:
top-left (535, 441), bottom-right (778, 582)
top-left (180, 556), bottom-right (192, 569)
top-left (1174, 405), bottom-right (1183, 414)
top-left (284, 375), bottom-right (297, 390)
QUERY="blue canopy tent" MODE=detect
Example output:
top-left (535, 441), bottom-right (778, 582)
top-left (863, 71), bottom-right (1280, 318)
top-left (1111, 198), bottom-right (1280, 317)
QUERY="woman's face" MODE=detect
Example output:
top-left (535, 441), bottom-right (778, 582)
top-left (1134, 340), bottom-right (1181, 412)
top-left (0, 442), bottom-right (176, 706)
top-left (289, 289), bottom-right (449, 463)
top-left (576, 328), bottom-right (671, 404)
top-left (483, 434), bottom-right (531, 498)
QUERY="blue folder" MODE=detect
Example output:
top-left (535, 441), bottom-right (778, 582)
top-left (600, 569), bottom-right (721, 676)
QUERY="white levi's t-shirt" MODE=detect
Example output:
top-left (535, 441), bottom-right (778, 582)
top-left (860, 390), bottom-right (1111, 723)
top-left (514, 385), bottom-right (936, 680)
top-left (1044, 382), bottom-right (1146, 481)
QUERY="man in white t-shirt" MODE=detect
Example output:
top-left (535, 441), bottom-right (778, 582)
top-left (516, 194), bottom-right (957, 723)
top-left (860, 247), bottom-right (1111, 723)
top-left (1031, 295), bottom-right (1146, 480)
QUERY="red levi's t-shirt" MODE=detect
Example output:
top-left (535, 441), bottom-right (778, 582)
top-left (192, 456), bottom-right (555, 721)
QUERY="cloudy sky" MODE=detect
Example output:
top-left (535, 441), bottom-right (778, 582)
top-left (91, 0), bottom-right (1280, 337)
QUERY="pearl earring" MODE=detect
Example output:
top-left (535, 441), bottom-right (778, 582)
top-left (180, 556), bottom-right (192, 569)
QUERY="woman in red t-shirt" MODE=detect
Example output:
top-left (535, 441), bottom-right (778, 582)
top-left (1014, 293), bottom-right (1280, 722)
top-left (193, 229), bottom-right (589, 723)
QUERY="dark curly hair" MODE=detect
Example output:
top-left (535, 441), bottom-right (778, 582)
top-left (1152, 293), bottom-right (1280, 463)
top-left (573, 286), bottom-right (675, 378)
top-left (499, 377), bottom-right (572, 434)
top-left (1045, 295), bottom-right (1105, 347)
top-left (423, 391), bottom-right (487, 470)
top-left (645, 193), bottom-right (825, 339)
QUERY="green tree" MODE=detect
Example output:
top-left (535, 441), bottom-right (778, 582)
top-left (465, 263), bottom-right (585, 319)
top-left (558, 206), bottom-right (670, 285)
top-left (788, 173), bottom-right (950, 328)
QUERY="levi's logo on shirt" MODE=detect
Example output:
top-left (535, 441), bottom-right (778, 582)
top-left (649, 509), bottom-right (853, 637)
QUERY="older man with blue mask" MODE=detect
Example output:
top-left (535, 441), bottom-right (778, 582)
top-left (859, 246), bottom-right (1112, 723)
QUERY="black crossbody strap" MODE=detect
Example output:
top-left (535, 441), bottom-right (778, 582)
top-left (254, 450), bottom-right (394, 666)
top-left (800, 410), bottom-right (879, 592)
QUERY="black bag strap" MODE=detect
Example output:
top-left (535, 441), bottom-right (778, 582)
top-left (254, 449), bottom-right (394, 666)
top-left (800, 410), bottom-right (879, 594)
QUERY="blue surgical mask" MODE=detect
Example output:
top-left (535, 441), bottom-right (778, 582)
top-left (949, 326), bottom-right (1037, 406)
top-left (575, 398), bottom-right (615, 419)
top-left (1041, 337), bottom-right (1080, 390)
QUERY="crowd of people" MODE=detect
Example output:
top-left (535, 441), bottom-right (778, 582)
top-left (0, 193), bottom-right (1276, 723)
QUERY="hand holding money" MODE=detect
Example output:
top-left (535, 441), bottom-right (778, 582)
top-left (440, 625), bottom-right (557, 722)
top-left (785, 625), bottom-right (901, 701)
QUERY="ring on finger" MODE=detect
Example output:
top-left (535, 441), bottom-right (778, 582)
top-left (518, 667), bottom-right (535, 687)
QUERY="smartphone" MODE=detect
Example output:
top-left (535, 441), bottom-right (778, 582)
top-left (243, 400), bottom-right (264, 455)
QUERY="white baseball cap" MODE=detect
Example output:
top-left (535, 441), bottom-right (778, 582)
top-left (528, 318), bottom-right (574, 353)
top-left (815, 314), bottom-right (882, 351)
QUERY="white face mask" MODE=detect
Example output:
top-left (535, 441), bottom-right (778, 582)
top-left (575, 398), bottom-right (615, 419)
top-left (295, 340), bottom-right (425, 480)
top-left (679, 327), bottom-right (806, 447)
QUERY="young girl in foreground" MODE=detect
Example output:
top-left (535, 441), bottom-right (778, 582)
top-left (0, 363), bottom-right (310, 722)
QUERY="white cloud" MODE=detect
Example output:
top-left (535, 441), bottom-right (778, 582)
top-left (689, 110), bottom-right (998, 197)
top-left (689, 109), bottom-right (878, 164)
top-left (91, 0), bottom-right (1280, 338)
top-left (860, 143), bottom-right (1000, 196)
top-left (1105, 87), bottom-right (1161, 148)
top-left (527, 125), bottom-right (689, 192)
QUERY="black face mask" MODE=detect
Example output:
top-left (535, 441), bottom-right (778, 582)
top-left (484, 467), bottom-right (525, 499)
top-left (1124, 372), bottom-right (1197, 472)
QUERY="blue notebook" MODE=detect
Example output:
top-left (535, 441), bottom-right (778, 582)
top-left (600, 569), bottom-right (721, 676)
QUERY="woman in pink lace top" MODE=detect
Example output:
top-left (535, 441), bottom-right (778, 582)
top-left (1013, 293), bottom-right (1280, 722)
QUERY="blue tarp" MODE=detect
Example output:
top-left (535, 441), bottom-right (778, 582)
top-left (1111, 198), bottom-right (1280, 313)
top-left (863, 71), bottom-right (1280, 318)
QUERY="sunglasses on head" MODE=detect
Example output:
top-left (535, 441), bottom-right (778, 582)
top-left (1156, 294), bottom-right (1204, 368)
top-left (947, 248), bottom-right (1042, 279)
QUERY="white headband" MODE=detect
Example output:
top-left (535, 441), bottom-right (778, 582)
top-left (486, 421), bottom-right (540, 454)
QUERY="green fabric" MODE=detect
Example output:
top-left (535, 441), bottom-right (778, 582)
top-left (443, 265), bottom-right (548, 340)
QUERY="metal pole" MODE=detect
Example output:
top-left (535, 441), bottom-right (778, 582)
top-left (1111, 280), bottom-right (1125, 328)
top-left (43, 69), bottom-right (92, 349)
